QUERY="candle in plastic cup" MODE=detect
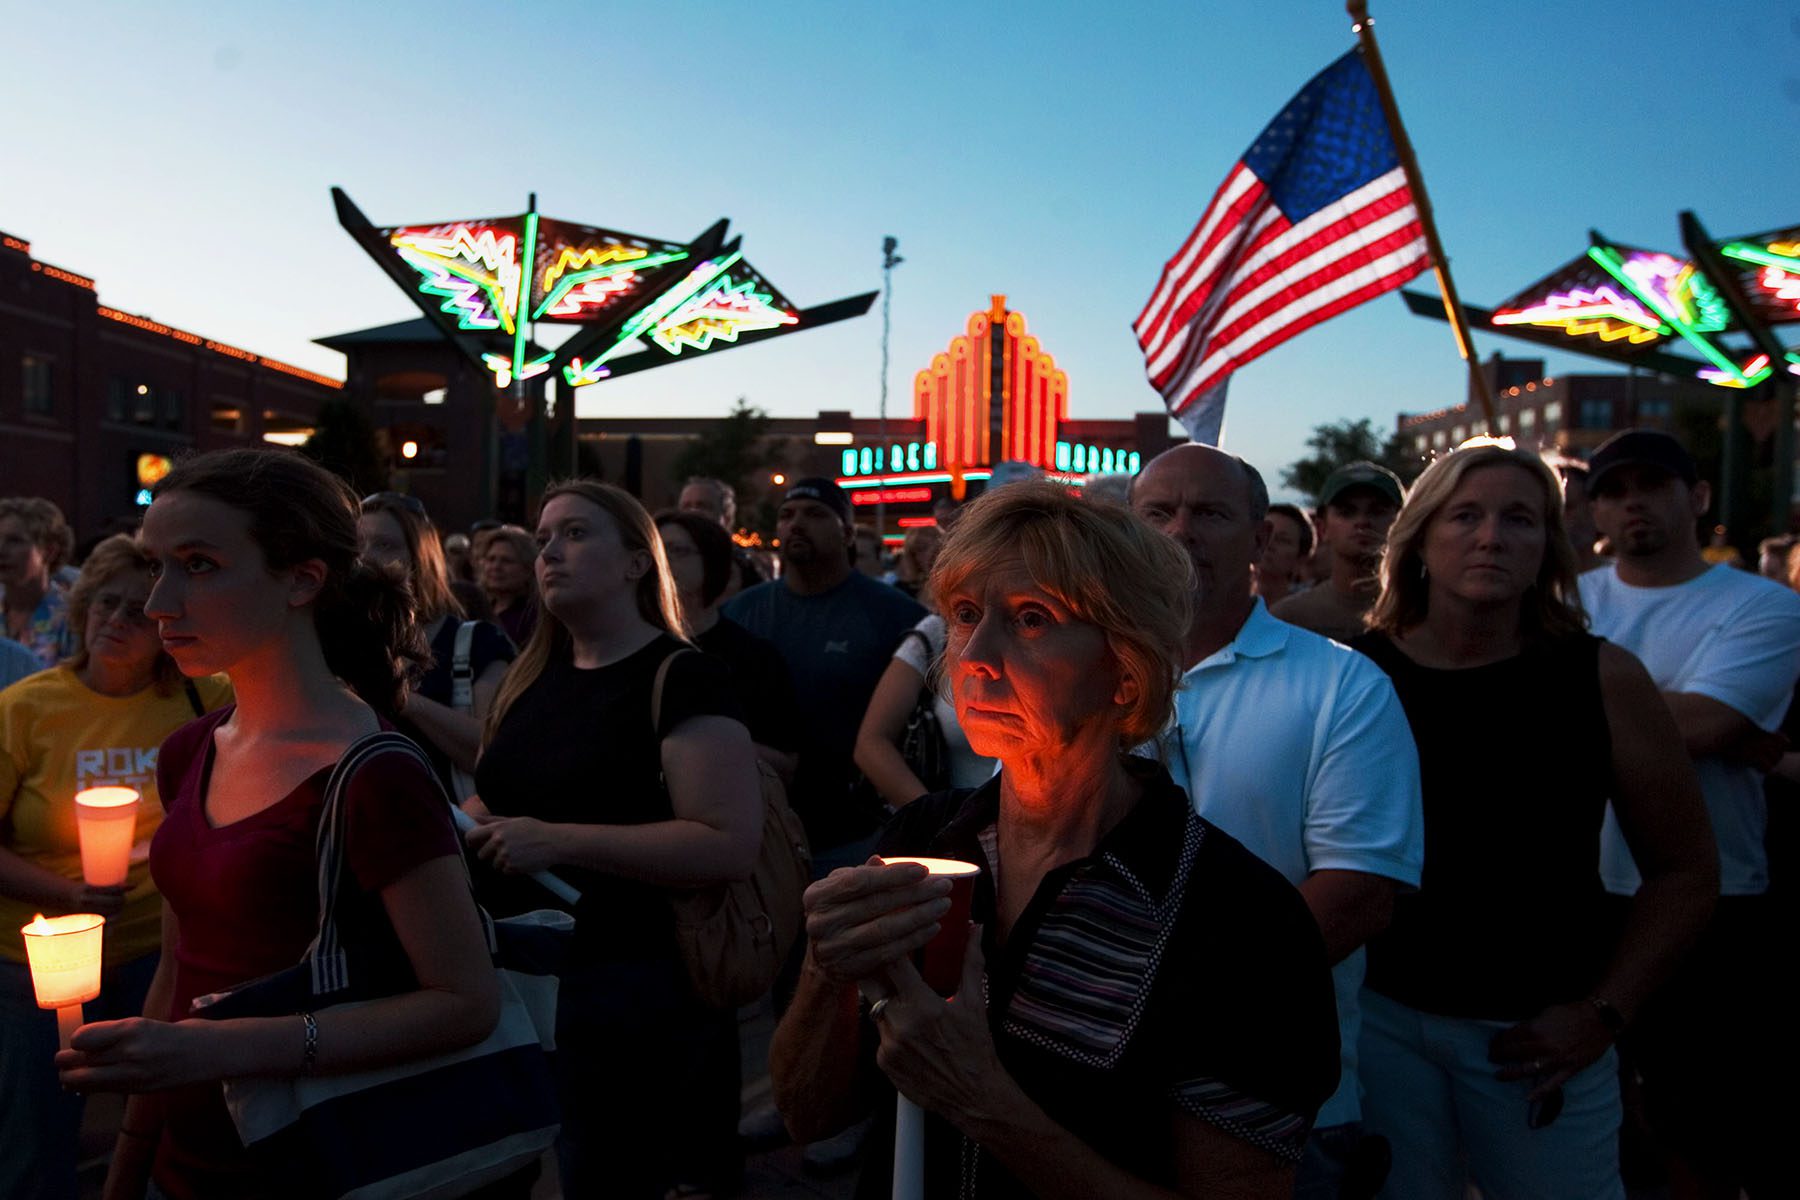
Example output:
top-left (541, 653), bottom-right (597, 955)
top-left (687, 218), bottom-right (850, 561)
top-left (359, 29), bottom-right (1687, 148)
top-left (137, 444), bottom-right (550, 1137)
top-left (880, 857), bottom-right (979, 995)
top-left (75, 786), bottom-right (140, 887)
top-left (21, 913), bottom-right (104, 1049)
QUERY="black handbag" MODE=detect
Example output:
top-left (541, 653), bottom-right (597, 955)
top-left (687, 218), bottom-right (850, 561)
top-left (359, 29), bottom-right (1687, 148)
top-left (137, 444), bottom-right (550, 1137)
top-left (190, 731), bottom-right (568, 1200)
top-left (896, 628), bottom-right (951, 794)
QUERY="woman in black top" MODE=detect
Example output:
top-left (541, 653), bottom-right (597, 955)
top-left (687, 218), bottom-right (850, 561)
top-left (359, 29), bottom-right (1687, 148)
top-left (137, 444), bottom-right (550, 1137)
top-left (1349, 440), bottom-right (1716, 1199)
top-left (770, 482), bottom-right (1338, 1199)
top-left (358, 493), bottom-right (514, 792)
top-left (655, 508), bottom-right (800, 780)
top-left (464, 481), bottom-right (761, 1200)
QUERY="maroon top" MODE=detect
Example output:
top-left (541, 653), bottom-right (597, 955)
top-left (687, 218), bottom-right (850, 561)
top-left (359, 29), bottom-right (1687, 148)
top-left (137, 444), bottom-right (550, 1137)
top-left (148, 706), bottom-right (460, 1199)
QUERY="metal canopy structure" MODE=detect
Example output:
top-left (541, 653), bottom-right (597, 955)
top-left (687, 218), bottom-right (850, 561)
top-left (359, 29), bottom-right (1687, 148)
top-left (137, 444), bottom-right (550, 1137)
top-left (333, 188), bottom-right (877, 397)
top-left (1404, 210), bottom-right (1800, 536)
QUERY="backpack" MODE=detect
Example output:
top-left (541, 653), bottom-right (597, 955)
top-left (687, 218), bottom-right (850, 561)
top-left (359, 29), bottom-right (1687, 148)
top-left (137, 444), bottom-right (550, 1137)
top-left (652, 650), bottom-right (811, 1008)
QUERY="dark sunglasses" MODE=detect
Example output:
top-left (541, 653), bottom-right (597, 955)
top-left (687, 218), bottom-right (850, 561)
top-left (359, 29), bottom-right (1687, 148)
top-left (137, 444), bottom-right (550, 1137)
top-left (362, 492), bottom-right (428, 518)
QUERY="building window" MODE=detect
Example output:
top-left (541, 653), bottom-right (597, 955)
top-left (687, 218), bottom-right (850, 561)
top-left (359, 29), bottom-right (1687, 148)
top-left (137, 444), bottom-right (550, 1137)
top-left (1497, 413), bottom-right (1511, 433)
top-left (1433, 429), bottom-right (1448, 449)
top-left (211, 399), bottom-right (244, 433)
top-left (1414, 433), bottom-right (1427, 453)
top-left (1637, 396), bottom-right (1672, 426)
top-left (161, 389), bottom-right (185, 430)
top-left (22, 355), bottom-right (54, 416)
top-left (1519, 408), bottom-right (1537, 435)
top-left (1543, 401), bottom-right (1562, 428)
top-left (1579, 398), bottom-right (1612, 429)
top-left (1451, 425), bottom-right (1467, 444)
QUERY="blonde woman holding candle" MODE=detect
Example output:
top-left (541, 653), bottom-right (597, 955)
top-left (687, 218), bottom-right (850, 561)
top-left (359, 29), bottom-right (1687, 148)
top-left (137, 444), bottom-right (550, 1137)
top-left (55, 449), bottom-right (499, 1200)
top-left (0, 535), bottom-right (231, 1200)
top-left (772, 483), bottom-right (1340, 1199)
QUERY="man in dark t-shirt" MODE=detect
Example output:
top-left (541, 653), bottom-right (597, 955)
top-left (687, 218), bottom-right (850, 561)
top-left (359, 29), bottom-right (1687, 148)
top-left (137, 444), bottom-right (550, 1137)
top-left (724, 478), bottom-right (924, 861)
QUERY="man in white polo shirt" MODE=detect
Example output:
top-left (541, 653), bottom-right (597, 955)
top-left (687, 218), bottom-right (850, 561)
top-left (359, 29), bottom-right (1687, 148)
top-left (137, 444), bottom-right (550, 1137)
top-left (1131, 444), bottom-right (1423, 1197)
top-left (1581, 429), bottom-right (1800, 1196)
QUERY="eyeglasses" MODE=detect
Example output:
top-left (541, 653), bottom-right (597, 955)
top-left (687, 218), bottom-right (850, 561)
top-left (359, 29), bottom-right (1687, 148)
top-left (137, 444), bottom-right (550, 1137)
top-left (362, 492), bottom-right (427, 518)
top-left (91, 592), bottom-right (151, 626)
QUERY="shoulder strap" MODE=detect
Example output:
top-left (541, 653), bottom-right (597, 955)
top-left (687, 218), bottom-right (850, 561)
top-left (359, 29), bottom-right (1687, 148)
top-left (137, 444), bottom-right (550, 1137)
top-left (183, 678), bottom-right (206, 718)
top-left (451, 621), bottom-right (477, 712)
top-left (307, 731), bottom-right (496, 996)
top-left (649, 647), bottom-right (700, 736)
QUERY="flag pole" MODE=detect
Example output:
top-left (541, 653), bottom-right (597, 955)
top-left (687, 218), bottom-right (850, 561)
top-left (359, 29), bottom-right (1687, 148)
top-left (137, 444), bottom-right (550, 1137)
top-left (1346, 0), bottom-right (1498, 432)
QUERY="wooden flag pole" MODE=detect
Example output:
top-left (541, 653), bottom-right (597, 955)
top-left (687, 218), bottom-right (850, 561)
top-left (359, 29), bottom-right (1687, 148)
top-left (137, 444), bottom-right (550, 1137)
top-left (1347, 0), bottom-right (1498, 432)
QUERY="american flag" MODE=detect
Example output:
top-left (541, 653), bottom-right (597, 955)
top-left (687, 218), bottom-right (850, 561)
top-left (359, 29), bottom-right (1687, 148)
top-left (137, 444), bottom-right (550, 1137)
top-left (1135, 49), bottom-right (1429, 444)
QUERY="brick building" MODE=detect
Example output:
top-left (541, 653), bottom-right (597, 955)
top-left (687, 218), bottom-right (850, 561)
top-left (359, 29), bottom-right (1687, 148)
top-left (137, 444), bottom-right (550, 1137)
top-left (0, 229), bottom-right (342, 541)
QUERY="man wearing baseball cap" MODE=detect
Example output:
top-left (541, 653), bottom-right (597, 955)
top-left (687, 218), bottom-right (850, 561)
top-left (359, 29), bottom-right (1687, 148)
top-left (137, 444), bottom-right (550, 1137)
top-left (1580, 428), bottom-right (1800, 1195)
top-left (1272, 461), bottom-right (1406, 642)
top-left (723, 477), bottom-right (924, 864)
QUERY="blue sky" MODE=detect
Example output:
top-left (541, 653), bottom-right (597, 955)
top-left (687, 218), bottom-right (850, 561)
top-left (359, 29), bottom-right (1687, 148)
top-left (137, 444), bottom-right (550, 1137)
top-left (5, 1), bottom-right (1797, 497)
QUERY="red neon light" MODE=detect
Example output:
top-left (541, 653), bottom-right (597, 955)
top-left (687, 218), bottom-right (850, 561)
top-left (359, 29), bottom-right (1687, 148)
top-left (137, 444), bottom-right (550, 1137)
top-left (851, 486), bottom-right (933, 506)
top-left (896, 516), bottom-right (937, 528)
top-left (913, 295), bottom-right (1067, 476)
top-left (97, 307), bottom-right (342, 388)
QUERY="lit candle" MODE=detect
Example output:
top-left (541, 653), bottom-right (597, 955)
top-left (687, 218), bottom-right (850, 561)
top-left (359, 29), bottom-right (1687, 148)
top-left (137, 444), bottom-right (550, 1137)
top-left (878, 857), bottom-right (980, 1200)
top-left (74, 786), bottom-right (141, 887)
top-left (21, 913), bottom-right (105, 1049)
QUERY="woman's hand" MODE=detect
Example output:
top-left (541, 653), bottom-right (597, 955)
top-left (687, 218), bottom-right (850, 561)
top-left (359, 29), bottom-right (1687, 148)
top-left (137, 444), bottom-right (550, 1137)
top-left (56, 1018), bottom-right (214, 1093)
top-left (805, 858), bottom-right (951, 987)
top-left (1488, 1001), bottom-right (1615, 1100)
top-left (463, 816), bottom-right (558, 874)
top-left (872, 928), bottom-right (1018, 1129)
top-left (66, 881), bottom-right (129, 918)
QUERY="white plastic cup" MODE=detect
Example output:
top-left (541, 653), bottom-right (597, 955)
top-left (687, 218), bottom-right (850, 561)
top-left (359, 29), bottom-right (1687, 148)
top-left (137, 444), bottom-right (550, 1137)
top-left (74, 786), bottom-right (140, 887)
top-left (21, 912), bottom-right (105, 1049)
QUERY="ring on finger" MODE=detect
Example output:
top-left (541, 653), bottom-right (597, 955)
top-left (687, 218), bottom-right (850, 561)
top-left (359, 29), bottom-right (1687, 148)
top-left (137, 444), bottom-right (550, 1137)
top-left (868, 997), bottom-right (894, 1022)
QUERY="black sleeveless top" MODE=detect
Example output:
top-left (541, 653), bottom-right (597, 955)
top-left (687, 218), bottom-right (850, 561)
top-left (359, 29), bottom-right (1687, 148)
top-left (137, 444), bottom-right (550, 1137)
top-left (1351, 631), bottom-right (1614, 1021)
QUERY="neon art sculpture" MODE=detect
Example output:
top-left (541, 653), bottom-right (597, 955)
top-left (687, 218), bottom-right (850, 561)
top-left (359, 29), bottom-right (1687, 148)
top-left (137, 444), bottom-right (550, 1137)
top-left (334, 189), bottom-right (873, 396)
top-left (1473, 234), bottom-right (1794, 390)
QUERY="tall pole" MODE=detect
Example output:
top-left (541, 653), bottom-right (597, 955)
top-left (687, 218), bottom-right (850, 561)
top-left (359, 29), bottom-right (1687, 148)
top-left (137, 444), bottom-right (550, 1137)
top-left (1346, 1), bottom-right (1497, 432)
top-left (876, 235), bottom-right (903, 540)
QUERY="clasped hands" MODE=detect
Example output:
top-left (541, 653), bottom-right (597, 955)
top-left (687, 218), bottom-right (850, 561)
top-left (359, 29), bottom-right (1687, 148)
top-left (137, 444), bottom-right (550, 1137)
top-left (459, 795), bottom-right (558, 875)
top-left (805, 858), bottom-right (1013, 1126)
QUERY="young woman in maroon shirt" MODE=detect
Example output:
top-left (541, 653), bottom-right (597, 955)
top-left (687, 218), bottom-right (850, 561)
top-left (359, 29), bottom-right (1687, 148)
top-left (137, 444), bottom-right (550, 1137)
top-left (56, 449), bottom-right (499, 1200)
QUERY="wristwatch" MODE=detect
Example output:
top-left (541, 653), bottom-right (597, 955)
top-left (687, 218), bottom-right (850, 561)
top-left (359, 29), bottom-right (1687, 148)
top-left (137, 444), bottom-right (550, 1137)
top-left (1587, 995), bottom-right (1627, 1036)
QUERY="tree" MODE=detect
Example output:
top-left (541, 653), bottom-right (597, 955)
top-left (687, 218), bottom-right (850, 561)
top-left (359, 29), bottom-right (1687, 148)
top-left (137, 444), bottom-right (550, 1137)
top-left (669, 397), bottom-right (783, 511)
top-left (299, 397), bottom-right (388, 497)
top-left (1281, 417), bottom-right (1421, 503)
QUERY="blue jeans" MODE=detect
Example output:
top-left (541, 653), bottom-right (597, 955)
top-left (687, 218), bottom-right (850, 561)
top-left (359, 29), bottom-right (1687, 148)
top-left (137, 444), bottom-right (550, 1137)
top-left (1359, 989), bottom-right (1624, 1200)
top-left (0, 953), bottom-right (159, 1200)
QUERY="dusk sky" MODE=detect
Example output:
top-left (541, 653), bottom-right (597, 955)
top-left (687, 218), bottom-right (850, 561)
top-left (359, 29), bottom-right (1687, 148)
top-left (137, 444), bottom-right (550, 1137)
top-left (6, 0), bottom-right (1797, 497)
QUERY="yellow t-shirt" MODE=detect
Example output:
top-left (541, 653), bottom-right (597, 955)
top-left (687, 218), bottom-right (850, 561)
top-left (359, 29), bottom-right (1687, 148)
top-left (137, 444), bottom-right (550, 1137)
top-left (0, 667), bottom-right (233, 965)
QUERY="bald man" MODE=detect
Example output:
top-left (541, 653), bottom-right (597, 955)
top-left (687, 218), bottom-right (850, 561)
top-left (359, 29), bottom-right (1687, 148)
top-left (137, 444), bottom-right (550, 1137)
top-left (1130, 444), bottom-right (1424, 1195)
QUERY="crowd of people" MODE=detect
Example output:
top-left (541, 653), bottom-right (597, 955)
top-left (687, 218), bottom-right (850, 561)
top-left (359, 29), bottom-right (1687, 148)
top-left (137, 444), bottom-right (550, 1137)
top-left (0, 424), bottom-right (1795, 1200)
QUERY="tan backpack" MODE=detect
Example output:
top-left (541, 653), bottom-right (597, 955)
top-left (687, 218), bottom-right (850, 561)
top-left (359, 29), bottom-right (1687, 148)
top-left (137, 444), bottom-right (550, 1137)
top-left (653, 650), bottom-right (811, 1008)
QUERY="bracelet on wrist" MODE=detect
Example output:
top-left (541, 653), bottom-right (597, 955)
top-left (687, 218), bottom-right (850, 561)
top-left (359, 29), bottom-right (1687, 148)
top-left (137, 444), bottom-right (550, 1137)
top-left (300, 1011), bottom-right (319, 1074)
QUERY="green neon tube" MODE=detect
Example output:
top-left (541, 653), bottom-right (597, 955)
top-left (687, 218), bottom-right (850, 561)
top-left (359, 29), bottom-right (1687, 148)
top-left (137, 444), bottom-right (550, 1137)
top-left (589, 250), bottom-right (744, 371)
top-left (1720, 243), bottom-right (1800, 272)
top-left (532, 249), bottom-right (690, 321)
top-left (1587, 246), bottom-right (1747, 383)
top-left (512, 209), bottom-right (541, 386)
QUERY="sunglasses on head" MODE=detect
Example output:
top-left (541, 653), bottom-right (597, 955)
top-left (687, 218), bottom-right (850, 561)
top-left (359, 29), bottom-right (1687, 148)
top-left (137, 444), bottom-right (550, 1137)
top-left (362, 492), bottom-right (428, 518)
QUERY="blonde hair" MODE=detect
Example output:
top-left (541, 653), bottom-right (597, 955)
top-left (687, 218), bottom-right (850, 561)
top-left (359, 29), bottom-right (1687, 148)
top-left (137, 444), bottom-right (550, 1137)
top-left (66, 534), bottom-right (183, 695)
top-left (486, 481), bottom-right (690, 742)
top-left (929, 480), bottom-right (1193, 746)
top-left (1367, 442), bottom-right (1588, 640)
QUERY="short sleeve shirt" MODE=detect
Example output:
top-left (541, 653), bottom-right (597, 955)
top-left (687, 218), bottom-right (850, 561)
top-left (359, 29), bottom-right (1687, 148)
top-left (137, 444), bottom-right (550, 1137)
top-left (0, 582), bottom-right (76, 669)
top-left (0, 667), bottom-right (232, 965)
top-left (695, 616), bottom-right (800, 753)
top-left (1581, 564), bottom-right (1800, 895)
top-left (891, 614), bottom-right (997, 789)
top-left (855, 759), bottom-right (1339, 1198)
top-left (474, 634), bottom-right (745, 961)
top-left (1139, 599), bottom-right (1422, 1127)
top-left (149, 706), bottom-right (462, 1199)
top-left (397, 617), bottom-right (515, 788)
top-left (723, 574), bottom-right (925, 848)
